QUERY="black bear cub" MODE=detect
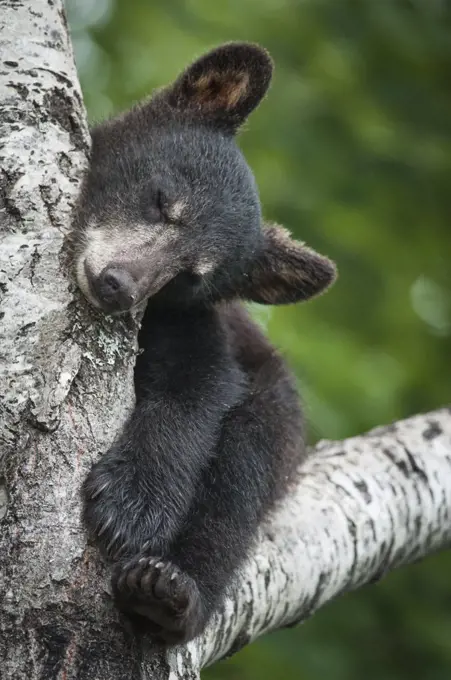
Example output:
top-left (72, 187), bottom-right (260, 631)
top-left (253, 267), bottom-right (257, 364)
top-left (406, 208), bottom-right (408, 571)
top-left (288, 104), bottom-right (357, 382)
top-left (72, 43), bottom-right (336, 645)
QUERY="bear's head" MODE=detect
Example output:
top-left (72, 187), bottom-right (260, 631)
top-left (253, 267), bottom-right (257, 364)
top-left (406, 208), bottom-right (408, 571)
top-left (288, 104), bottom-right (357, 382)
top-left (72, 43), bottom-right (336, 313)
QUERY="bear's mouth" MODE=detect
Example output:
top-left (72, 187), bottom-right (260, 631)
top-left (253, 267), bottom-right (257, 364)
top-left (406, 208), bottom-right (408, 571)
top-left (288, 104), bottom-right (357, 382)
top-left (77, 257), bottom-right (179, 314)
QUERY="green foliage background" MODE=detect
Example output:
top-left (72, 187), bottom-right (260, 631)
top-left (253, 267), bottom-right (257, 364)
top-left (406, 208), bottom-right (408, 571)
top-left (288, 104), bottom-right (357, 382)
top-left (67, 1), bottom-right (451, 677)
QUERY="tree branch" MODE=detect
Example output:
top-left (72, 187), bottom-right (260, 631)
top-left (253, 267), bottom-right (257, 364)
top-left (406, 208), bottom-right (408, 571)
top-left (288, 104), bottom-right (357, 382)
top-left (164, 407), bottom-right (451, 678)
top-left (1, 3), bottom-right (451, 680)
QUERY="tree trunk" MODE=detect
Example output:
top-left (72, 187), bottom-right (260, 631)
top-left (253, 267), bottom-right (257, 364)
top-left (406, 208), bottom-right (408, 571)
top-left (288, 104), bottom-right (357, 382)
top-left (1, 3), bottom-right (451, 680)
top-left (0, 1), bottom-right (141, 677)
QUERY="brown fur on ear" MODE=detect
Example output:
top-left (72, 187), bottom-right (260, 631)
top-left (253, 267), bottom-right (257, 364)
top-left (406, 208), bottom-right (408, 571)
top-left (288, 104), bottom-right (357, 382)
top-left (241, 224), bottom-right (337, 305)
top-left (192, 71), bottom-right (250, 111)
top-left (164, 43), bottom-right (273, 132)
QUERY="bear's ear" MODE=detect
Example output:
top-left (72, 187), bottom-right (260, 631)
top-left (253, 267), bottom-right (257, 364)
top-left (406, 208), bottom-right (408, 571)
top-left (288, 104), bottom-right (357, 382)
top-left (163, 43), bottom-right (273, 133)
top-left (241, 224), bottom-right (337, 305)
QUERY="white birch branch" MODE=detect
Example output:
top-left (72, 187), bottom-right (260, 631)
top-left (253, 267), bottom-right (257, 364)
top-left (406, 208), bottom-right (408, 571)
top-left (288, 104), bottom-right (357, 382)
top-left (164, 408), bottom-right (451, 679)
top-left (1, 3), bottom-right (451, 680)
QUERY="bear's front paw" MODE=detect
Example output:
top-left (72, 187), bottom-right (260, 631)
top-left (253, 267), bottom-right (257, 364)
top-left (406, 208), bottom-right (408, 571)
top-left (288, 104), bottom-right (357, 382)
top-left (82, 459), bottom-right (149, 559)
top-left (112, 555), bottom-right (205, 645)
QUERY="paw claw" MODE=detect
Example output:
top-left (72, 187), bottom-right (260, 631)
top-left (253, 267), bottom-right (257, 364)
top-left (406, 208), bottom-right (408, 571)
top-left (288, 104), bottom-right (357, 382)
top-left (97, 516), bottom-right (114, 538)
top-left (113, 544), bottom-right (127, 560)
top-left (89, 480), bottom-right (110, 500)
top-left (106, 530), bottom-right (122, 554)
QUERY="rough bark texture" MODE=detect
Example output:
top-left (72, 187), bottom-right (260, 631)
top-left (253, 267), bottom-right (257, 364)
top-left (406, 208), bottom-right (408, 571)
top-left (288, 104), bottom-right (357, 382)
top-left (0, 1), bottom-right (141, 678)
top-left (1, 3), bottom-right (451, 680)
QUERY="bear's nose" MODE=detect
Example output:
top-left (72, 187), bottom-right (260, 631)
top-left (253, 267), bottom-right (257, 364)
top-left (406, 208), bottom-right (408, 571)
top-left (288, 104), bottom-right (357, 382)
top-left (94, 266), bottom-right (138, 311)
